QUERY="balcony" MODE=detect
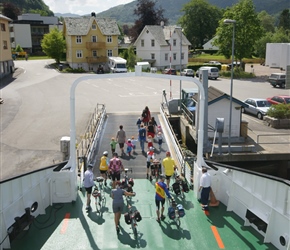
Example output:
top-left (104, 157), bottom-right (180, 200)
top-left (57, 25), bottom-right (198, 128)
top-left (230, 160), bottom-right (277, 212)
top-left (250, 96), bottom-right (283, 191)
top-left (86, 56), bottom-right (108, 64)
top-left (86, 42), bottom-right (106, 50)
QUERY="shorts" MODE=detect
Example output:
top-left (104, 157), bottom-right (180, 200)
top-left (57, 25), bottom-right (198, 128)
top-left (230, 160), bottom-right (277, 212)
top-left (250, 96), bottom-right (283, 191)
top-left (147, 161), bottom-right (151, 168)
top-left (100, 170), bottom-right (107, 174)
top-left (85, 186), bottom-right (93, 194)
top-left (155, 199), bottom-right (165, 209)
top-left (119, 143), bottom-right (124, 148)
top-left (111, 172), bottom-right (121, 181)
top-left (166, 175), bottom-right (172, 180)
top-left (113, 202), bottom-right (124, 213)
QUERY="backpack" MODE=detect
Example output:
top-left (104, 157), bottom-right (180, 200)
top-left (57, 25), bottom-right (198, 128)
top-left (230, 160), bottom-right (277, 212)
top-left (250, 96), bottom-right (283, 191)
top-left (168, 206), bottom-right (175, 220)
top-left (177, 204), bottom-right (185, 217)
top-left (124, 213), bottom-right (131, 224)
top-left (172, 182), bottom-right (181, 195)
top-left (134, 211), bottom-right (142, 222)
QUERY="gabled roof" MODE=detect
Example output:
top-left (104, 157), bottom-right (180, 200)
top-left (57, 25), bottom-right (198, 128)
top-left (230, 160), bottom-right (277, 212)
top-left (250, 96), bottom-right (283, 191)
top-left (192, 86), bottom-right (247, 107)
top-left (0, 14), bottom-right (12, 22)
top-left (64, 17), bottom-right (120, 36)
top-left (134, 25), bottom-right (191, 47)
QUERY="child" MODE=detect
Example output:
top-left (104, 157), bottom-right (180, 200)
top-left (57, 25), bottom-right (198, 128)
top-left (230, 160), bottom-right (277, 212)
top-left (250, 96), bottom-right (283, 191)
top-left (157, 125), bottom-right (162, 134)
top-left (136, 117), bottom-right (142, 130)
top-left (156, 131), bottom-right (163, 149)
top-left (131, 136), bottom-right (138, 154)
top-left (125, 139), bottom-right (134, 156)
top-left (110, 137), bottom-right (118, 155)
top-left (147, 135), bottom-right (153, 149)
top-left (146, 147), bottom-right (155, 180)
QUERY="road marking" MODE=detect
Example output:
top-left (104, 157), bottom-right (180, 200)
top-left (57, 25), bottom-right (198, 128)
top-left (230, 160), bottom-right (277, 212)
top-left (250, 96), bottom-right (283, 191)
top-left (60, 213), bottom-right (70, 234)
top-left (211, 225), bottom-right (225, 249)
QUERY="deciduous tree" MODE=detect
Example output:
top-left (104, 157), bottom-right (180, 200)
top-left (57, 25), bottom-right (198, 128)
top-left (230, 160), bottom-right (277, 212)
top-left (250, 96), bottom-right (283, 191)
top-left (214, 0), bottom-right (263, 62)
top-left (41, 27), bottom-right (65, 64)
top-left (178, 0), bottom-right (222, 49)
top-left (2, 2), bottom-right (21, 20)
top-left (278, 9), bottom-right (290, 30)
top-left (129, 0), bottom-right (168, 42)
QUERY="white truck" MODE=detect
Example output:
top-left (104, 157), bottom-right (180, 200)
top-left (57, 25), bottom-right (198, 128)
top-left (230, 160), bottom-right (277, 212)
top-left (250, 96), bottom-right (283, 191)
top-left (108, 57), bottom-right (127, 73)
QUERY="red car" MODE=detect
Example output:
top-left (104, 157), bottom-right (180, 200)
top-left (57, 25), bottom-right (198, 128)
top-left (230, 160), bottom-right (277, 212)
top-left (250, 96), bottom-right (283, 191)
top-left (266, 95), bottom-right (290, 105)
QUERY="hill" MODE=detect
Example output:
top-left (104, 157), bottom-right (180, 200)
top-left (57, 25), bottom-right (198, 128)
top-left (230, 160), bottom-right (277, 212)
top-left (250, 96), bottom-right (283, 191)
top-left (95, 0), bottom-right (289, 25)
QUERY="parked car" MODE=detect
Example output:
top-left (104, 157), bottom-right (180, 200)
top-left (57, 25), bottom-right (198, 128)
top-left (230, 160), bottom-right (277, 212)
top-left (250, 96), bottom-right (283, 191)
top-left (267, 73), bottom-right (286, 88)
top-left (242, 98), bottom-right (271, 120)
top-left (266, 95), bottom-right (290, 105)
top-left (162, 68), bottom-right (177, 75)
top-left (196, 66), bottom-right (219, 80)
top-left (208, 61), bottom-right (221, 65)
top-left (181, 69), bottom-right (194, 77)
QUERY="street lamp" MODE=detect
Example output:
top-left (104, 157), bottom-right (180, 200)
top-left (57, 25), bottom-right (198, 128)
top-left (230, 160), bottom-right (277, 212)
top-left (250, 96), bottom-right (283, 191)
top-left (176, 26), bottom-right (183, 106)
top-left (223, 19), bottom-right (236, 153)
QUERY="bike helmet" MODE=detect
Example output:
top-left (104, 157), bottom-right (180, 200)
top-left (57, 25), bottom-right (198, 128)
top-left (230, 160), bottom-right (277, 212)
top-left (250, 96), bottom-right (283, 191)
top-left (166, 151), bottom-right (171, 157)
top-left (103, 151), bottom-right (108, 156)
top-left (87, 164), bottom-right (93, 169)
top-left (149, 147), bottom-right (154, 151)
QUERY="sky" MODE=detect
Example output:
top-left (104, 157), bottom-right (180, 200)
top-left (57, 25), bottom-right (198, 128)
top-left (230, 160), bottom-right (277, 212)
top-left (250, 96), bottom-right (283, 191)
top-left (43, 0), bottom-right (134, 15)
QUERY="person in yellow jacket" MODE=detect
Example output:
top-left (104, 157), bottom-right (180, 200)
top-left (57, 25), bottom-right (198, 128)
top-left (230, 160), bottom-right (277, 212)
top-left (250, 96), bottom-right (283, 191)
top-left (162, 151), bottom-right (177, 187)
top-left (100, 151), bottom-right (109, 186)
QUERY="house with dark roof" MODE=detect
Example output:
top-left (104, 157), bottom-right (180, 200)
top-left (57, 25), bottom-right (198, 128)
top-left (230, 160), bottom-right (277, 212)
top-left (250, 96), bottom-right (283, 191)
top-left (134, 24), bottom-right (191, 70)
top-left (190, 86), bottom-right (247, 139)
top-left (63, 13), bottom-right (120, 71)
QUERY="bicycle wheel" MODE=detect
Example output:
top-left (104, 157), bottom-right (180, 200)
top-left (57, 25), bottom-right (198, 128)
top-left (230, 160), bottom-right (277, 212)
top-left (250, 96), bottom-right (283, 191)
top-left (133, 225), bottom-right (138, 239)
top-left (176, 217), bottom-right (181, 228)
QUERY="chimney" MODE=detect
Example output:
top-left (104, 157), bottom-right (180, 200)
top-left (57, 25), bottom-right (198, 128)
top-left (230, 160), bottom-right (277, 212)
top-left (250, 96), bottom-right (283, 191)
top-left (160, 21), bottom-right (164, 28)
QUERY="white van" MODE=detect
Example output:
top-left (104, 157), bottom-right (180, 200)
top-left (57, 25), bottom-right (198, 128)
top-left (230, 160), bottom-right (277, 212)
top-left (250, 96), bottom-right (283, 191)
top-left (196, 66), bottom-right (219, 80)
top-left (108, 57), bottom-right (127, 73)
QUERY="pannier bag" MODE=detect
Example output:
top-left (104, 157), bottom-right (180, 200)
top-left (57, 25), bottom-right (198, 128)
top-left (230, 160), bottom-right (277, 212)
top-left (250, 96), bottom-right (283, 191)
top-left (168, 206), bottom-right (176, 220)
top-left (134, 211), bottom-right (142, 222)
top-left (172, 182), bottom-right (181, 195)
top-left (92, 188), bottom-right (101, 198)
top-left (129, 178), bottom-right (134, 187)
top-left (182, 181), bottom-right (189, 193)
top-left (127, 184), bottom-right (133, 192)
top-left (177, 204), bottom-right (185, 217)
top-left (124, 213), bottom-right (131, 224)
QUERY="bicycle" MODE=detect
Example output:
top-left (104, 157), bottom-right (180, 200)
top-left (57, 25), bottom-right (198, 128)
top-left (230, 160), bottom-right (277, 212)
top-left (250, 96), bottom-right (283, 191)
top-left (150, 159), bottom-right (162, 182)
top-left (92, 177), bottom-right (106, 214)
top-left (124, 195), bottom-right (141, 239)
top-left (121, 168), bottom-right (134, 192)
top-left (172, 171), bottom-right (189, 199)
top-left (168, 198), bottom-right (185, 228)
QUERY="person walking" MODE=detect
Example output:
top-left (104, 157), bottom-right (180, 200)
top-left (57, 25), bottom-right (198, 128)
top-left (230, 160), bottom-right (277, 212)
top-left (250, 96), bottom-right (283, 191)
top-left (109, 152), bottom-right (124, 189)
top-left (83, 164), bottom-right (95, 211)
top-left (199, 167), bottom-right (211, 211)
top-left (155, 174), bottom-right (171, 223)
top-left (138, 124), bottom-right (147, 153)
top-left (136, 117), bottom-right (142, 130)
top-left (116, 125), bottom-right (126, 155)
top-left (99, 151), bottom-right (109, 186)
top-left (110, 137), bottom-right (118, 155)
top-left (162, 151), bottom-right (177, 187)
top-left (141, 106), bottom-right (151, 126)
top-left (147, 121), bottom-right (156, 139)
top-left (146, 147), bottom-right (155, 180)
top-left (111, 181), bottom-right (136, 233)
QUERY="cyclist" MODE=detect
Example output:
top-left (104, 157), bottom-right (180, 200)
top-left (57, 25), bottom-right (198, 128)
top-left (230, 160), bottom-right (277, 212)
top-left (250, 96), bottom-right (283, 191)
top-left (146, 147), bottom-right (155, 180)
top-left (109, 152), bottom-right (124, 189)
top-left (99, 151), bottom-right (109, 186)
top-left (111, 181), bottom-right (136, 233)
top-left (162, 151), bottom-right (177, 187)
top-left (155, 174), bottom-right (171, 223)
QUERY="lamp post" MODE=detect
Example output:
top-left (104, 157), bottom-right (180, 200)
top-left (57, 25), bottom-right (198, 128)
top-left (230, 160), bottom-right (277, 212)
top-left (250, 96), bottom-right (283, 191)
top-left (223, 19), bottom-right (236, 154)
top-left (176, 26), bottom-right (183, 106)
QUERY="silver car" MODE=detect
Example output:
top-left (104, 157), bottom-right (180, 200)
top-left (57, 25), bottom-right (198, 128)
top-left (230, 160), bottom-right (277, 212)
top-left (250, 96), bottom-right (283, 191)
top-left (242, 98), bottom-right (271, 120)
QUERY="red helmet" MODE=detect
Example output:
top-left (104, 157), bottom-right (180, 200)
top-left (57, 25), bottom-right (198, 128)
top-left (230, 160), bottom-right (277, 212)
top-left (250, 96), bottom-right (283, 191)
top-left (166, 151), bottom-right (171, 157)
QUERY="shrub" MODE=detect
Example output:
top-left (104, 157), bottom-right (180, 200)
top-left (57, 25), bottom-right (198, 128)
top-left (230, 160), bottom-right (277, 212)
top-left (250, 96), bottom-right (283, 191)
top-left (267, 104), bottom-right (290, 119)
top-left (219, 67), bottom-right (255, 79)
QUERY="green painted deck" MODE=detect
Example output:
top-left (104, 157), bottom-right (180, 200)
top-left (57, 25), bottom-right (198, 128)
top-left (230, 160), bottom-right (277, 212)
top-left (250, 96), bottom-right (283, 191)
top-left (10, 113), bottom-right (277, 250)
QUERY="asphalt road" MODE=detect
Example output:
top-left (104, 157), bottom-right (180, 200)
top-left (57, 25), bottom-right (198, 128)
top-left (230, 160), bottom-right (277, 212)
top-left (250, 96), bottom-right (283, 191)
top-left (0, 60), bottom-right (289, 180)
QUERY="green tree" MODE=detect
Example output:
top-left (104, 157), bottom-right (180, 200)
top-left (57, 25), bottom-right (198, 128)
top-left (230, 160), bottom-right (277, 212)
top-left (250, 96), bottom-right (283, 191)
top-left (278, 9), bottom-right (290, 30)
top-left (129, 0), bottom-right (168, 42)
top-left (120, 46), bottom-right (138, 69)
top-left (15, 44), bottom-right (23, 52)
top-left (41, 27), bottom-right (65, 63)
top-left (2, 2), bottom-right (21, 20)
top-left (214, 0), bottom-right (263, 62)
top-left (178, 0), bottom-right (222, 48)
top-left (258, 10), bottom-right (275, 33)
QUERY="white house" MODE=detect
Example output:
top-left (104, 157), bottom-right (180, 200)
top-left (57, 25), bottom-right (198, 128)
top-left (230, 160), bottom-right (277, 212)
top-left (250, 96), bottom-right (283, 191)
top-left (265, 43), bottom-right (290, 70)
top-left (134, 25), bottom-right (191, 70)
top-left (203, 36), bottom-right (219, 50)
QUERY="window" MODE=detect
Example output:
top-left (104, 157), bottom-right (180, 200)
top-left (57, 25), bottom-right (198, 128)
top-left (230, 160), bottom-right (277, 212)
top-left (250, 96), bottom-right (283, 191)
top-left (107, 50), bottom-right (112, 57)
top-left (173, 39), bottom-right (176, 46)
top-left (76, 36), bottom-right (82, 44)
top-left (165, 53), bottom-right (168, 61)
top-left (141, 39), bottom-right (144, 47)
top-left (92, 50), bottom-right (97, 57)
top-left (76, 50), bottom-right (83, 58)
top-left (151, 39), bottom-right (155, 47)
top-left (181, 52), bottom-right (184, 60)
top-left (107, 36), bottom-right (112, 43)
top-left (92, 36), bottom-right (97, 42)
top-left (9, 26), bottom-right (13, 32)
top-left (92, 24), bottom-right (96, 30)
top-left (151, 53), bottom-right (155, 60)
top-left (1, 23), bottom-right (6, 31)
top-left (3, 41), bottom-right (8, 49)
top-left (173, 53), bottom-right (176, 60)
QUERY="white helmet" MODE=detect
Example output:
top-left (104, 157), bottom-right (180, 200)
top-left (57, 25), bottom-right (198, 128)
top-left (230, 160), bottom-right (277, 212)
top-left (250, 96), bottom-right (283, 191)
top-left (103, 151), bottom-right (108, 156)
